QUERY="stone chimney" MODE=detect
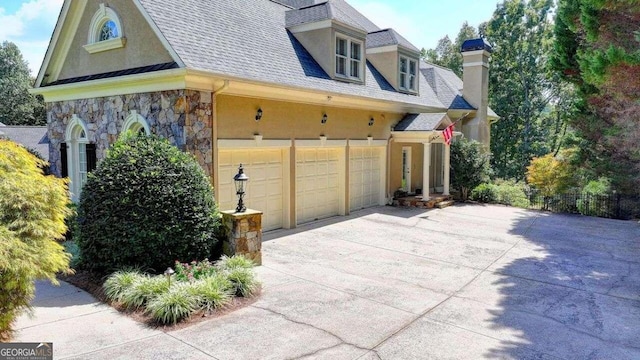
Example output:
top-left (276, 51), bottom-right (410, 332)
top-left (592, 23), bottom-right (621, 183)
top-left (461, 38), bottom-right (493, 149)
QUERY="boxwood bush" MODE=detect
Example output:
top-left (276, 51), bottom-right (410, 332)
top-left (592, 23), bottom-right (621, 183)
top-left (76, 134), bottom-right (220, 275)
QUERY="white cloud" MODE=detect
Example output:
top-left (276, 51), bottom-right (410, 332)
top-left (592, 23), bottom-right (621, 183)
top-left (0, 0), bottom-right (63, 75)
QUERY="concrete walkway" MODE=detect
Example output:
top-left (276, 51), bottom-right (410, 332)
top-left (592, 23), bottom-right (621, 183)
top-left (15, 204), bottom-right (640, 359)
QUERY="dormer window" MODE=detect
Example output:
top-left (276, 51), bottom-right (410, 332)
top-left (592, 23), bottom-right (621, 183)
top-left (400, 56), bottom-right (418, 92)
top-left (336, 35), bottom-right (363, 81)
top-left (83, 4), bottom-right (126, 54)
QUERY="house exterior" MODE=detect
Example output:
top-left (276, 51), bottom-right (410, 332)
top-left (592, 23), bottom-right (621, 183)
top-left (33, 0), bottom-right (498, 231)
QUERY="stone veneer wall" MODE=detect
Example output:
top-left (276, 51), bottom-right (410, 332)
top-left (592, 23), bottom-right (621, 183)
top-left (47, 89), bottom-right (213, 177)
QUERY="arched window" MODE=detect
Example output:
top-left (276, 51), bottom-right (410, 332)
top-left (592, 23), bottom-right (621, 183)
top-left (64, 116), bottom-right (95, 201)
top-left (84, 4), bottom-right (126, 54)
top-left (122, 110), bottom-right (151, 136)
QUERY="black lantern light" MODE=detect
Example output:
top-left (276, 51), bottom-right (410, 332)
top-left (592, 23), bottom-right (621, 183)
top-left (234, 164), bottom-right (249, 212)
top-left (321, 113), bottom-right (328, 124)
top-left (255, 108), bottom-right (263, 121)
top-left (368, 117), bottom-right (375, 126)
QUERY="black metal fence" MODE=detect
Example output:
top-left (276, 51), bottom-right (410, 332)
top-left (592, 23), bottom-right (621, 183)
top-left (528, 191), bottom-right (640, 220)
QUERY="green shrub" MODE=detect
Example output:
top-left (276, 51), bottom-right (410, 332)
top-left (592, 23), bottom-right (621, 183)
top-left (225, 268), bottom-right (259, 297)
top-left (103, 270), bottom-right (145, 303)
top-left (76, 134), bottom-right (221, 275)
top-left (577, 178), bottom-right (612, 216)
top-left (0, 140), bottom-right (71, 340)
top-left (62, 241), bottom-right (82, 269)
top-left (451, 140), bottom-right (492, 200)
top-left (63, 203), bottom-right (77, 243)
top-left (471, 183), bottom-right (497, 203)
top-left (120, 275), bottom-right (170, 309)
top-left (216, 255), bottom-right (256, 271)
top-left (471, 181), bottom-right (530, 208)
top-left (146, 283), bottom-right (199, 324)
top-left (189, 274), bottom-right (233, 312)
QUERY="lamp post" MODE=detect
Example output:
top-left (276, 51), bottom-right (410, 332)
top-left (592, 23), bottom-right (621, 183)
top-left (234, 164), bottom-right (249, 213)
top-left (164, 267), bottom-right (175, 287)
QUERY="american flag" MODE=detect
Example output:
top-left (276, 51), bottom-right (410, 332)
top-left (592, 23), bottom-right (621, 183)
top-left (442, 124), bottom-right (454, 146)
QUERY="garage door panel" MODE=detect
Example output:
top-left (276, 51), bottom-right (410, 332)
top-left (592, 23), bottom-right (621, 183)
top-left (296, 148), bottom-right (341, 224)
top-left (219, 149), bottom-right (284, 231)
top-left (349, 147), bottom-right (384, 212)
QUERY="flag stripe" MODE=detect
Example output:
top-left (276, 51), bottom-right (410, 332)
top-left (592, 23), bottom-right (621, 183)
top-left (442, 124), bottom-right (454, 146)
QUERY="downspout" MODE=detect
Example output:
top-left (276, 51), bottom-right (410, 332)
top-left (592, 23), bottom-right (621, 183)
top-left (212, 80), bottom-right (230, 197)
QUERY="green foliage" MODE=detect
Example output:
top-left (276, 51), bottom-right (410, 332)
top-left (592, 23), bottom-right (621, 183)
top-left (103, 270), bottom-right (145, 303)
top-left (174, 259), bottom-right (217, 282)
top-left (216, 255), bottom-right (255, 271)
top-left (76, 134), bottom-right (221, 275)
top-left (422, 22), bottom-right (479, 76)
top-left (576, 178), bottom-right (613, 216)
top-left (225, 268), bottom-right (259, 298)
top-left (120, 275), bottom-right (170, 309)
top-left (471, 181), bottom-right (530, 208)
top-left (471, 183), bottom-right (498, 203)
top-left (552, 0), bottom-right (640, 191)
top-left (62, 241), bottom-right (82, 269)
top-left (146, 283), bottom-right (199, 325)
top-left (0, 140), bottom-right (71, 340)
top-left (450, 140), bottom-right (492, 200)
top-left (526, 153), bottom-right (574, 197)
top-left (189, 275), bottom-right (233, 313)
top-left (0, 42), bottom-right (46, 125)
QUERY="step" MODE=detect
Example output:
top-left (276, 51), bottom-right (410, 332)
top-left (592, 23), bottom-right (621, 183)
top-left (436, 200), bottom-right (455, 209)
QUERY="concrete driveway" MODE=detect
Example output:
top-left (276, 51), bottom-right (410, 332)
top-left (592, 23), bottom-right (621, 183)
top-left (16, 204), bottom-right (640, 359)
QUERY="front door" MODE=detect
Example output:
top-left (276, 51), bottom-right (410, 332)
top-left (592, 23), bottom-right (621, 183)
top-left (402, 147), bottom-right (411, 192)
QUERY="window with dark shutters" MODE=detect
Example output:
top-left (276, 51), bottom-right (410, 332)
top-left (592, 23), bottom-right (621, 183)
top-left (86, 143), bottom-right (97, 172)
top-left (60, 143), bottom-right (68, 178)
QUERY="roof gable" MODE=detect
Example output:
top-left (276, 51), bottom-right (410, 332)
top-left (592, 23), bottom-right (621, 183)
top-left (367, 29), bottom-right (420, 53)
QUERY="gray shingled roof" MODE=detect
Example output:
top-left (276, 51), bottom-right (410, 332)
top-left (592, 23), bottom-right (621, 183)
top-left (285, 1), bottom-right (369, 31)
top-left (421, 62), bottom-right (475, 110)
top-left (394, 113), bottom-right (448, 131)
top-left (138, 0), bottom-right (445, 109)
top-left (366, 29), bottom-right (419, 53)
top-left (0, 126), bottom-right (49, 160)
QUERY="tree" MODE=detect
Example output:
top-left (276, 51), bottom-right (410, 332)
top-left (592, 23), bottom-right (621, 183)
top-left (451, 139), bottom-right (492, 200)
top-left (76, 134), bottom-right (221, 275)
top-left (0, 42), bottom-right (46, 126)
top-left (422, 22), bottom-right (479, 77)
top-left (526, 153), bottom-right (573, 198)
top-left (483, 0), bottom-right (574, 180)
top-left (0, 140), bottom-right (71, 340)
top-left (551, 0), bottom-right (640, 191)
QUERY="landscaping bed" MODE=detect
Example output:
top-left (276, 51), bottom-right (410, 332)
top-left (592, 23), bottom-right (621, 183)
top-left (60, 256), bottom-right (261, 329)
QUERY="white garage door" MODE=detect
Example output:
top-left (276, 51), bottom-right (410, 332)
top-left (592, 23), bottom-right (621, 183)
top-left (218, 149), bottom-right (284, 231)
top-left (296, 148), bottom-right (341, 224)
top-left (350, 147), bottom-right (384, 211)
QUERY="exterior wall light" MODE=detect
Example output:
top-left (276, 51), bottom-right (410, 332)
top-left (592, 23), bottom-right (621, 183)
top-left (234, 164), bottom-right (249, 213)
top-left (369, 117), bottom-right (374, 126)
top-left (321, 113), bottom-right (328, 124)
top-left (255, 108), bottom-right (263, 121)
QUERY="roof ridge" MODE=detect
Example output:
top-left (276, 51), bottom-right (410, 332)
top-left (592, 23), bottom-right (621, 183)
top-left (297, 1), bottom-right (327, 10)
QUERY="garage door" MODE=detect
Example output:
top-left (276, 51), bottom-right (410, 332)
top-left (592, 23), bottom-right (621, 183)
top-left (296, 148), bottom-right (341, 224)
top-left (218, 149), bottom-right (284, 231)
top-left (350, 147), bottom-right (384, 211)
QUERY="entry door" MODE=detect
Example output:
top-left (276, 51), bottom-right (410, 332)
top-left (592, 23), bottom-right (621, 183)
top-left (218, 149), bottom-right (285, 231)
top-left (402, 147), bottom-right (411, 192)
top-left (350, 147), bottom-right (384, 211)
top-left (296, 148), bottom-right (341, 224)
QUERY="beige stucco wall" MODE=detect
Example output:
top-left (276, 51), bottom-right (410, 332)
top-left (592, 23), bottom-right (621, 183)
top-left (389, 141), bottom-right (444, 195)
top-left (292, 28), bottom-right (333, 78)
top-left (57, 0), bottom-right (174, 81)
top-left (216, 95), bottom-right (402, 140)
top-left (367, 51), bottom-right (399, 90)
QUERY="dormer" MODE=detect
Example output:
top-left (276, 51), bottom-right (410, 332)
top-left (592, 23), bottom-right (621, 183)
top-left (286, 1), bottom-right (367, 84)
top-left (366, 29), bottom-right (421, 94)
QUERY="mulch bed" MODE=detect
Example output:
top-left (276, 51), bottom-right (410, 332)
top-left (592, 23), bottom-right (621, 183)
top-left (58, 270), bottom-right (261, 331)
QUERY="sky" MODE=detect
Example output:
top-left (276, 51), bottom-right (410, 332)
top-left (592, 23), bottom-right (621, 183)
top-left (0, 0), bottom-right (500, 76)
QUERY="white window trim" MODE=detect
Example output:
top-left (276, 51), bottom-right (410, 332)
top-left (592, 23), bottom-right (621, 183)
top-left (122, 110), bottom-right (151, 136)
top-left (399, 56), bottom-right (418, 92)
top-left (335, 35), bottom-right (364, 81)
top-left (65, 115), bottom-right (89, 202)
top-left (84, 3), bottom-right (125, 54)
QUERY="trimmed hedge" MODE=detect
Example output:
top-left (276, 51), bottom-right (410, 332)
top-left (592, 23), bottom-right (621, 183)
top-left (471, 180), bottom-right (530, 208)
top-left (76, 134), bottom-right (220, 275)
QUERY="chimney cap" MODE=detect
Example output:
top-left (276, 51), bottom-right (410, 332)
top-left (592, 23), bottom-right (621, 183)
top-left (461, 38), bottom-right (493, 53)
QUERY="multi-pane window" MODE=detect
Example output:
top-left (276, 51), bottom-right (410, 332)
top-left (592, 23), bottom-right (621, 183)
top-left (400, 56), bottom-right (418, 92)
top-left (99, 20), bottom-right (119, 41)
top-left (78, 142), bottom-right (88, 187)
top-left (336, 36), bottom-right (362, 80)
